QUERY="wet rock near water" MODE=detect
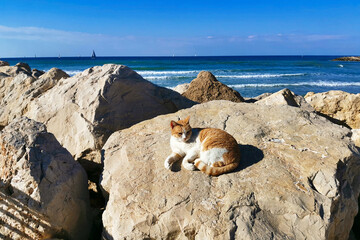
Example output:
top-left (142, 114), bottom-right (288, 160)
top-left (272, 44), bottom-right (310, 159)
top-left (182, 71), bottom-right (244, 103)
top-left (332, 56), bottom-right (360, 62)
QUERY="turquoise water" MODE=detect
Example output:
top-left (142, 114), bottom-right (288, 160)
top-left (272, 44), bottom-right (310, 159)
top-left (2, 56), bottom-right (360, 97)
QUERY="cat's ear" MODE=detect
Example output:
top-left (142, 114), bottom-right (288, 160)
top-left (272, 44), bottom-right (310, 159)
top-left (184, 116), bottom-right (190, 124)
top-left (170, 120), bottom-right (178, 129)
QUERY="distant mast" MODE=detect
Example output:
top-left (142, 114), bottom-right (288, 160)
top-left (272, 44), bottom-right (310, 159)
top-left (91, 50), bottom-right (96, 59)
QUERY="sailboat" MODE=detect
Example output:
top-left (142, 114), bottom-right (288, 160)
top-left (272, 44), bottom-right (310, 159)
top-left (91, 50), bottom-right (96, 59)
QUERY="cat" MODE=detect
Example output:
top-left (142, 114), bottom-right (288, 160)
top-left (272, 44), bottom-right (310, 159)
top-left (164, 116), bottom-right (240, 176)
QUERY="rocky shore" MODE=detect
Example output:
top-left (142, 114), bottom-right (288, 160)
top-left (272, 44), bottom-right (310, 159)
top-left (332, 56), bottom-right (360, 62)
top-left (1, 61), bottom-right (359, 239)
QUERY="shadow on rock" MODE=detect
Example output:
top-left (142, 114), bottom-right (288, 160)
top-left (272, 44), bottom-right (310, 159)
top-left (170, 159), bottom-right (183, 172)
top-left (170, 144), bottom-right (264, 174)
top-left (236, 144), bottom-right (264, 171)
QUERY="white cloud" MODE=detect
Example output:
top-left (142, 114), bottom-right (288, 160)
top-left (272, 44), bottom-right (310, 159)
top-left (0, 25), bottom-right (132, 43)
top-left (0, 25), bottom-right (346, 45)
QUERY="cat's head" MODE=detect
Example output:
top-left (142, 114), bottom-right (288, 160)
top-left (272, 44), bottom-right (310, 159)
top-left (170, 116), bottom-right (192, 142)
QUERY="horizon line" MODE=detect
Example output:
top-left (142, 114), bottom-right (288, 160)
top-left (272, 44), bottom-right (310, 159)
top-left (1, 54), bottom-right (357, 59)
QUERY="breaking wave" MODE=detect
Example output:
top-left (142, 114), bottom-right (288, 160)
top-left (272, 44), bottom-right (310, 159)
top-left (229, 81), bottom-right (360, 88)
top-left (217, 73), bottom-right (306, 79)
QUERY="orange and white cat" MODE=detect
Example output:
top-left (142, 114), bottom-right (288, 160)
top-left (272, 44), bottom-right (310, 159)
top-left (164, 116), bottom-right (240, 176)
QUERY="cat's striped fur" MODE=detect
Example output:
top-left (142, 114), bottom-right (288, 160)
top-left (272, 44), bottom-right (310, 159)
top-left (164, 116), bottom-right (240, 176)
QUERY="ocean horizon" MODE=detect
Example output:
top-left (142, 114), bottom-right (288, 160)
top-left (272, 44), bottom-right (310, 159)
top-left (2, 55), bottom-right (360, 98)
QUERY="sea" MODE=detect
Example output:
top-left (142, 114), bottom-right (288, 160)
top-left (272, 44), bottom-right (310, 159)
top-left (2, 56), bottom-right (360, 98)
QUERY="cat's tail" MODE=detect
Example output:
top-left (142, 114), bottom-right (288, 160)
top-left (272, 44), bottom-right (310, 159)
top-left (194, 160), bottom-right (239, 176)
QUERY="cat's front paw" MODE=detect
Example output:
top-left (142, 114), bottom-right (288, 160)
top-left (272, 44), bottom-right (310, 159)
top-left (164, 157), bottom-right (172, 170)
top-left (183, 161), bottom-right (196, 171)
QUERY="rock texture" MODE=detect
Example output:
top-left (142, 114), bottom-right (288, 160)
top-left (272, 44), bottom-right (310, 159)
top-left (32, 68), bottom-right (45, 78)
top-left (182, 71), bottom-right (244, 103)
top-left (0, 60), bottom-right (9, 67)
top-left (101, 101), bottom-right (360, 240)
top-left (305, 91), bottom-right (360, 129)
top-left (40, 67), bottom-right (69, 82)
top-left (352, 129), bottom-right (360, 147)
top-left (0, 117), bottom-right (91, 239)
top-left (332, 56), bottom-right (360, 62)
top-left (256, 88), bottom-right (314, 111)
top-left (0, 63), bottom-right (32, 77)
top-left (15, 62), bottom-right (31, 73)
top-left (173, 83), bottom-right (190, 94)
top-left (0, 67), bottom-right (69, 127)
top-left (25, 64), bottom-right (195, 165)
top-left (244, 92), bottom-right (272, 103)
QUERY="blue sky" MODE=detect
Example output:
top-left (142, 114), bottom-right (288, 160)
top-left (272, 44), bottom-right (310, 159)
top-left (1, 0), bottom-right (360, 57)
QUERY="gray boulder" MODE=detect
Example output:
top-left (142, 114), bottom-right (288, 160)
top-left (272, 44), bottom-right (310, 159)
top-left (0, 117), bottom-right (91, 239)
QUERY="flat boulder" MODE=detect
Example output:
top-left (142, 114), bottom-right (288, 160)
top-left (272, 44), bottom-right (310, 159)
top-left (0, 117), bottom-right (91, 239)
top-left (305, 91), bottom-right (360, 129)
top-left (332, 56), bottom-right (360, 62)
top-left (101, 101), bottom-right (360, 240)
top-left (182, 71), bottom-right (244, 103)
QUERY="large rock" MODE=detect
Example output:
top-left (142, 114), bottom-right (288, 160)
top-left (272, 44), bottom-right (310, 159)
top-left (40, 67), bottom-right (69, 82)
top-left (0, 60), bottom-right (9, 67)
top-left (352, 129), bottom-right (360, 147)
top-left (256, 88), bottom-right (298, 106)
top-left (256, 88), bottom-right (314, 111)
top-left (182, 71), bottom-right (244, 103)
top-left (32, 68), bottom-right (45, 78)
top-left (305, 91), bottom-right (360, 129)
top-left (332, 56), bottom-right (360, 62)
top-left (0, 73), bottom-right (36, 126)
top-left (15, 62), bottom-right (32, 73)
top-left (101, 101), bottom-right (360, 240)
top-left (25, 64), bottom-right (195, 165)
top-left (244, 92), bottom-right (272, 103)
top-left (0, 117), bottom-right (91, 239)
top-left (0, 64), bottom-right (31, 77)
top-left (0, 68), bottom-right (68, 127)
top-left (173, 83), bottom-right (190, 94)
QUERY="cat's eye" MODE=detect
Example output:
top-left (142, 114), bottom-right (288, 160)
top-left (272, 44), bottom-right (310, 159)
top-left (178, 133), bottom-right (182, 136)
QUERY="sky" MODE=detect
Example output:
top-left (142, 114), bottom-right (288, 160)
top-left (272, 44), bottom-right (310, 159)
top-left (1, 0), bottom-right (360, 57)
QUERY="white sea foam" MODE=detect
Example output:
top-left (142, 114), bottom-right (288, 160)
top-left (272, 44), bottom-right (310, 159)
top-left (229, 81), bottom-right (360, 88)
top-left (65, 70), bottom-right (82, 76)
top-left (216, 73), bottom-right (306, 79)
top-left (137, 70), bottom-right (198, 75)
top-left (144, 76), bottom-right (171, 80)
